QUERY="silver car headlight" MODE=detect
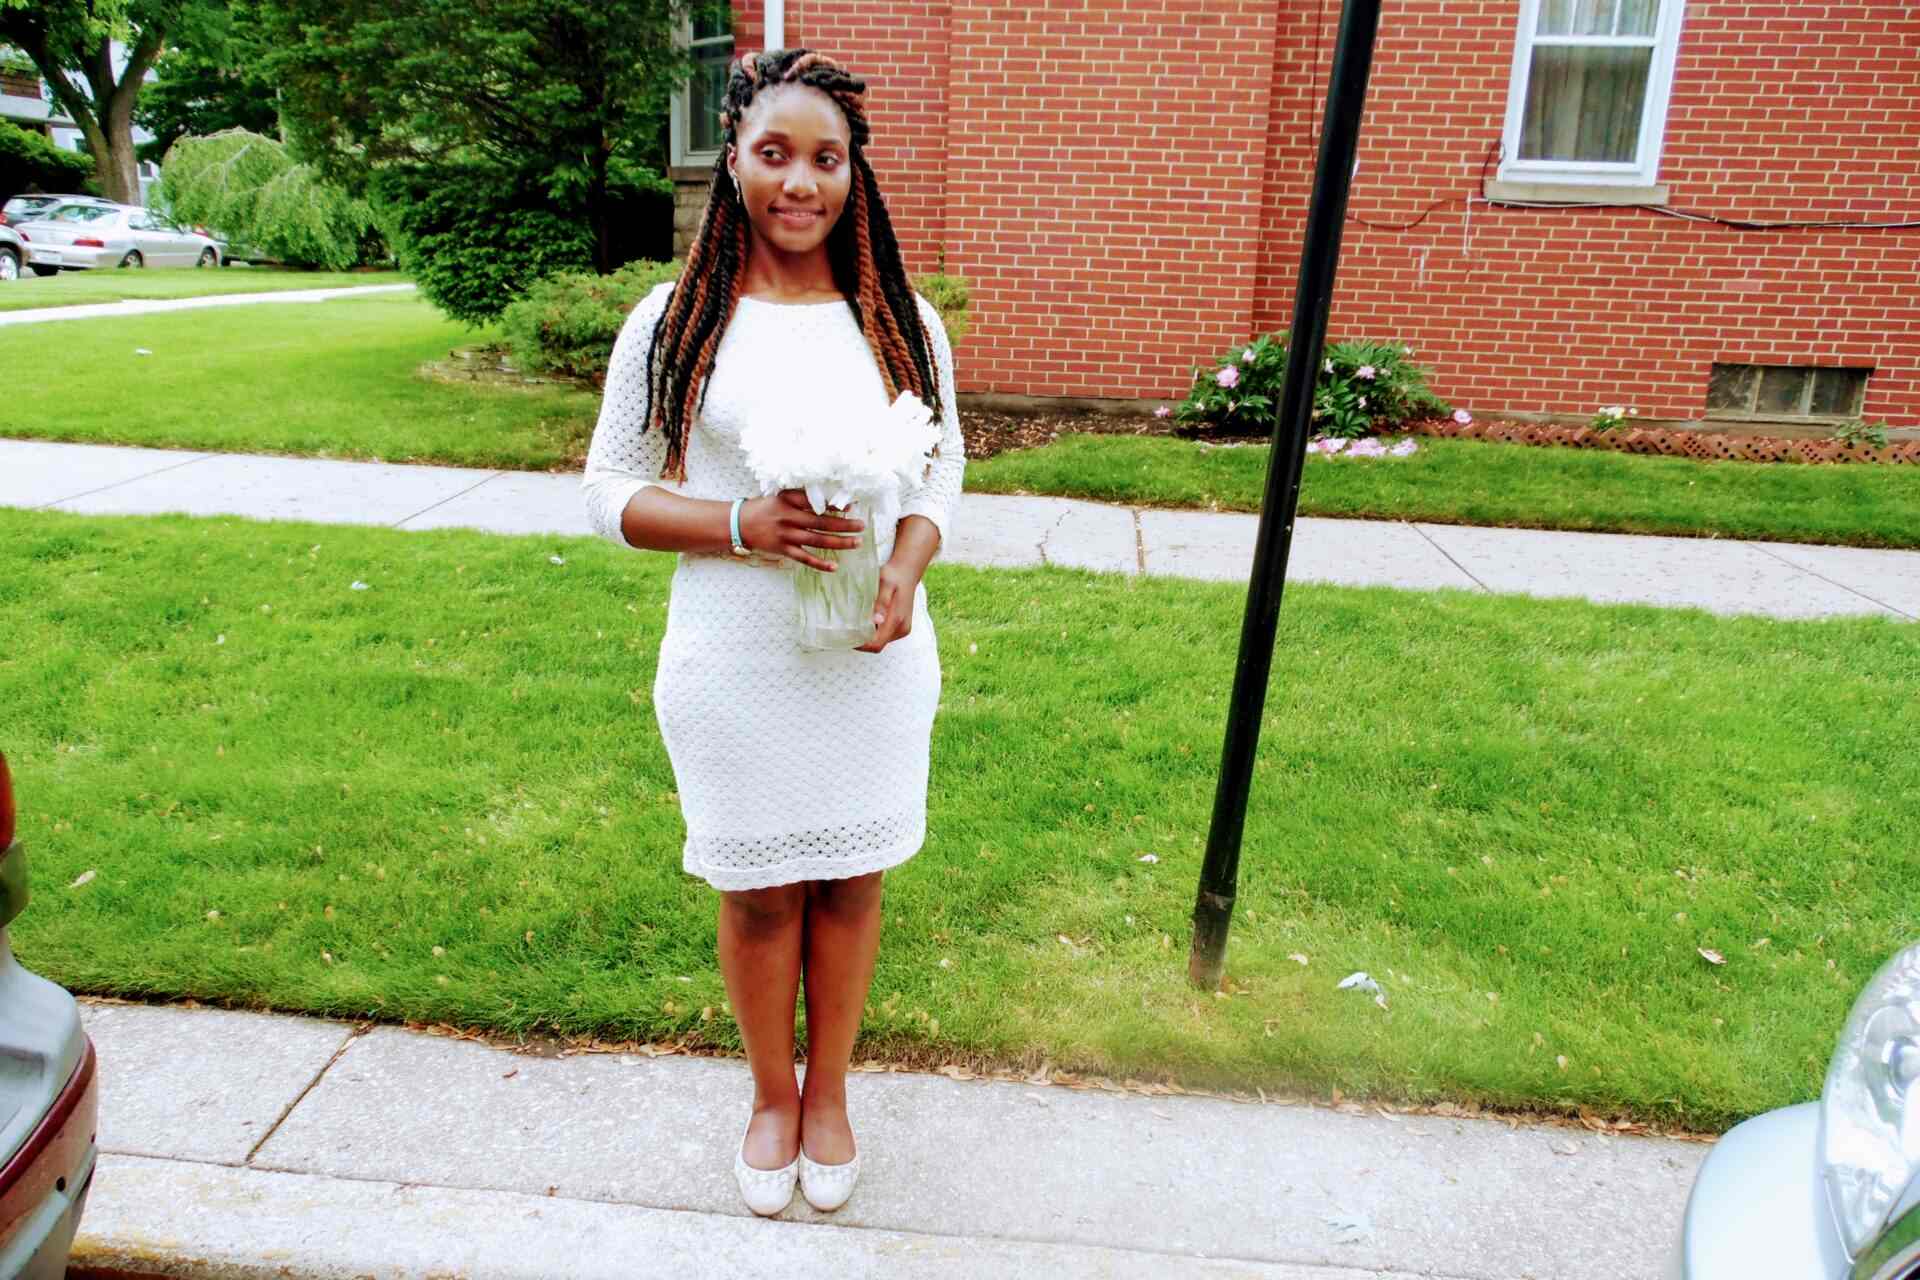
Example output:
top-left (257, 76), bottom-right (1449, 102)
top-left (1820, 944), bottom-right (1920, 1260)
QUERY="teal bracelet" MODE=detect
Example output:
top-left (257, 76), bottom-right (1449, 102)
top-left (728, 497), bottom-right (750, 557)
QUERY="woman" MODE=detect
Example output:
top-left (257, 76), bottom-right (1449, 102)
top-left (580, 48), bottom-right (964, 1217)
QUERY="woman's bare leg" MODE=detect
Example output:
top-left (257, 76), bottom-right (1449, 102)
top-left (798, 870), bottom-right (885, 1163)
top-left (717, 883), bottom-right (808, 1168)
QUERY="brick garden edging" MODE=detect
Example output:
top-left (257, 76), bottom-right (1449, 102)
top-left (1403, 419), bottom-right (1920, 465)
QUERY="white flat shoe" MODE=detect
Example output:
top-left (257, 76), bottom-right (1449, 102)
top-left (798, 1142), bottom-right (861, 1212)
top-left (733, 1114), bottom-right (799, 1217)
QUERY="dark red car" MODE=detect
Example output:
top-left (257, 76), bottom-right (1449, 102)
top-left (0, 753), bottom-right (99, 1276)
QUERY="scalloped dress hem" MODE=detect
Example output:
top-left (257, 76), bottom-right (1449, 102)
top-left (684, 832), bottom-right (925, 892)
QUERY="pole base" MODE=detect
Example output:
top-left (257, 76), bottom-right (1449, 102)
top-left (1187, 891), bottom-right (1234, 990)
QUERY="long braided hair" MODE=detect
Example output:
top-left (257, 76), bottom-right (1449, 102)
top-left (642, 47), bottom-right (945, 482)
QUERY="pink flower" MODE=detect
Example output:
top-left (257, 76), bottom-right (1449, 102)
top-left (1154, 405), bottom-right (1171, 418)
top-left (1323, 359), bottom-right (1334, 374)
top-left (1356, 365), bottom-right (1377, 381)
top-left (1452, 409), bottom-right (1473, 425)
top-left (1216, 366), bottom-right (1240, 389)
top-left (1241, 347), bottom-right (1256, 363)
top-left (1358, 396), bottom-right (1369, 409)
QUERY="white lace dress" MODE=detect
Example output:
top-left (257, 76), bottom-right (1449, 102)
top-left (581, 282), bottom-right (965, 891)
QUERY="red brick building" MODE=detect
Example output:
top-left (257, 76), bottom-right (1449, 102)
top-left (682, 2), bottom-right (1920, 429)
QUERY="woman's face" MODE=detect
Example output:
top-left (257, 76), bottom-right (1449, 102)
top-left (728, 84), bottom-right (853, 255)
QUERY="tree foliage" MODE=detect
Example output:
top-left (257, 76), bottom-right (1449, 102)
top-left (0, 0), bottom-right (230, 203)
top-left (255, 0), bottom-right (703, 309)
top-left (155, 128), bottom-right (380, 269)
top-left (133, 0), bottom-right (276, 163)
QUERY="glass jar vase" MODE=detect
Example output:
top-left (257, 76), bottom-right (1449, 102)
top-left (793, 498), bottom-right (881, 650)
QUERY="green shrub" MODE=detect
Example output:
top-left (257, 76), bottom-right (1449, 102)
top-left (501, 264), bottom-right (975, 383)
top-left (1318, 339), bottom-right (1451, 438)
top-left (0, 120), bottom-right (97, 200)
top-left (372, 163), bottom-right (594, 327)
top-left (915, 271), bottom-right (972, 345)
top-left (500, 259), bottom-right (683, 380)
top-left (155, 129), bottom-right (383, 270)
top-left (1173, 334), bottom-right (1450, 439)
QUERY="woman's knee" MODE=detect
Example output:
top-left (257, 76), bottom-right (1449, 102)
top-left (721, 883), bottom-right (807, 932)
top-left (806, 870), bottom-right (884, 918)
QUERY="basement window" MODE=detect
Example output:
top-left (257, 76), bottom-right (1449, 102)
top-left (1706, 364), bottom-right (1870, 421)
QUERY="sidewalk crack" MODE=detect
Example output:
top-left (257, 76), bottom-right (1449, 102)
top-left (1036, 506), bottom-right (1072, 568)
top-left (1407, 522), bottom-right (1488, 592)
top-left (33, 448), bottom-right (215, 510)
top-left (244, 1021), bottom-right (372, 1165)
top-left (1744, 541), bottom-right (1915, 621)
top-left (1132, 508), bottom-right (1147, 574)
top-left (391, 471), bottom-right (504, 529)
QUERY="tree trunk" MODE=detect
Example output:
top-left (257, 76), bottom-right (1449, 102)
top-left (83, 28), bottom-right (167, 205)
top-left (588, 144), bottom-right (611, 274)
top-left (99, 82), bottom-right (144, 204)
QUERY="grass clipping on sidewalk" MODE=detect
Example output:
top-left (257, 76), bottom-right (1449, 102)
top-left (5, 511), bottom-right (1915, 1132)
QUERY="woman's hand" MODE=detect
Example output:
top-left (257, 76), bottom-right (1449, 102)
top-left (739, 489), bottom-right (865, 572)
top-left (856, 514), bottom-right (939, 654)
top-left (855, 560), bottom-right (922, 654)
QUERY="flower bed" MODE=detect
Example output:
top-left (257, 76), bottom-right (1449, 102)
top-left (1405, 418), bottom-right (1920, 466)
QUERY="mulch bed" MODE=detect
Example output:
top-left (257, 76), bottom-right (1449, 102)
top-left (958, 408), bottom-right (1186, 461)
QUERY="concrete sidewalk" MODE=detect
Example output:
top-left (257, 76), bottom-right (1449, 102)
top-left (0, 281), bottom-right (416, 327)
top-left (68, 999), bottom-right (1701, 1279)
top-left (4, 437), bottom-right (1917, 620)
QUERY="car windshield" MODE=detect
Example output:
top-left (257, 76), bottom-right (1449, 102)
top-left (49, 205), bottom-right (117, 224)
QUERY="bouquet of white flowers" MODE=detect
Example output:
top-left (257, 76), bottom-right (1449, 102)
top-left (737, 390), bottom-right (942, 650)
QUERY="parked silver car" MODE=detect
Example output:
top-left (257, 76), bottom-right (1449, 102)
top-left (0, 224), bottom-right (22, 282)
top-left (17, 202), bottom-right (223, 272)
top-left (1675, 942), bottom-right (1920, 1278)
top-left (2, 196), bottom-right (120, 277)
top-left (0, 194), bottom-right (117, 226)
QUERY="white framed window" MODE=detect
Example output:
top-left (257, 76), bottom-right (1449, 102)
top-left (669, 10), bottom-right (734, 167)
top-left (1499, 0), bottom-right (1687, 188)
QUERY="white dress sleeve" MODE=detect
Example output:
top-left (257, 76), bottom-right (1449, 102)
top-left (582, 281), bottom-right (680, 548)
top-left (898, 293), bottom-right (966, 556)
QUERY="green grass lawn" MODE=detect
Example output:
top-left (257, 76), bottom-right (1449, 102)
top-left (0, 267), bottom-right (411, 313)
top-left (2, 293), bottom-right (598, 469)
top-left (6, 510), bottom-right (1916, 1132)
top-left (969, 434), bottom-right (1920, 550)
top-left (6, 293), bottom-right (1913, 547)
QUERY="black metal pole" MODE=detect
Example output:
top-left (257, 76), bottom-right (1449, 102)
top-left (1188, 0), bottom-right (1385, 990)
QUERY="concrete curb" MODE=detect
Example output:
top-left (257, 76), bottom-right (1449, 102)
top-left (69, 1002), bottom-right (1705, 1280)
